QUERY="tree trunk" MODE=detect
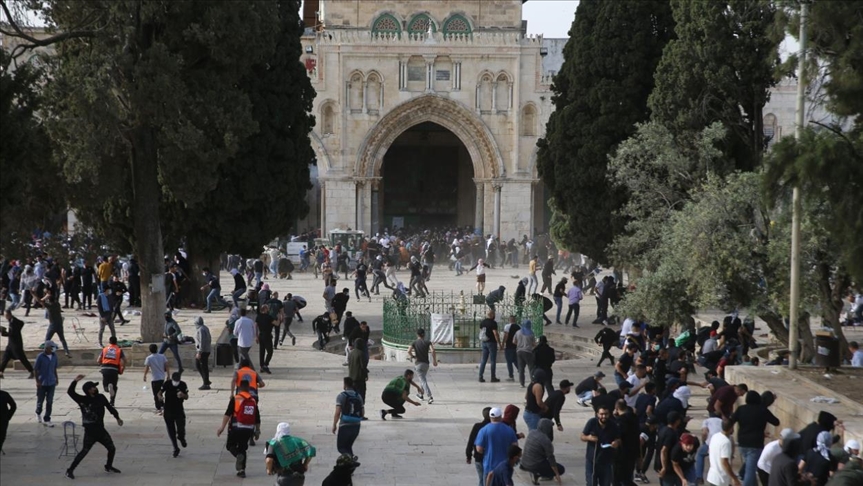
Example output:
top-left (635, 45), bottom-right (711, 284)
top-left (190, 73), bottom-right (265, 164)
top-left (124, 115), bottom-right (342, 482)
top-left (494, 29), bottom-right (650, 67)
top-left (759, 311), bottom-right (815, 363)
top-left (816, 259), bottom-right (850, 361)
top-left (131, 126), bottom-right (166, 342)
top-left (187, 249), bottom-right (218, 308)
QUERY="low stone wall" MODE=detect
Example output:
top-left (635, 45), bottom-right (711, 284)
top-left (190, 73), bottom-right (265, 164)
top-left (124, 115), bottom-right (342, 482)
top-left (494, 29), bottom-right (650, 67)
top-left (14, 342), bottom-right (200, 370)
top-left (725, 366), bottom-right (862, 446)
top-left (382, 340), bottom-right (492, 364)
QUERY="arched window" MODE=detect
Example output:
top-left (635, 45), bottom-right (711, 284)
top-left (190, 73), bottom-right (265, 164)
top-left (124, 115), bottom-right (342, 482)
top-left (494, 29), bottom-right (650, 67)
top-left (763, 113), bottom-right (779, 148)
top-left (407, 13), bottom-right (435, 34)
top-left (442, 15), bottom-right (472, 35)
top-left (372, 14), bottom-right (401, 36)
top-left (521, 105), bottom-right (537, 136)
top-left (478, 74), bottom-right (493, 112)
top-left (495, 73), bottom-right (511, 112)
top-left (367, 73), bottom-right (382, 114)
top-left (349, 73), bottom-right (364, 113)
top-left (321, 103), bottom-right (336, 135)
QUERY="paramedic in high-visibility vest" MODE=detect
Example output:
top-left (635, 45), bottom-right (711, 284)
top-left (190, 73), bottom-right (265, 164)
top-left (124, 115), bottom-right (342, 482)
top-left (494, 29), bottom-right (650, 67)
top-left (97, 336), bottom-right (127, 406)
top-left (217, 379), bottom-right (261, 479)
top-left (231, 358), bottom-right (266, 400)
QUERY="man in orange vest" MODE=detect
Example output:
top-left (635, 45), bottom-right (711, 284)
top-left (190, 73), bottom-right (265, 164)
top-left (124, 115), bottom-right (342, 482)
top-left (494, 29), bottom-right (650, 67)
top-left (217, 379), bottom-right (260, 479)
top-left (231, 358), bottom-right (266, 445)
top-left (97, 337), bottom-right (127, 406)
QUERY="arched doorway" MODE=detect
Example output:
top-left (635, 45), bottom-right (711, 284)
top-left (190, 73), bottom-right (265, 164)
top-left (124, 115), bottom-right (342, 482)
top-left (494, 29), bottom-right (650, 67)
top-left (377, 122), bottom-right (475, 230)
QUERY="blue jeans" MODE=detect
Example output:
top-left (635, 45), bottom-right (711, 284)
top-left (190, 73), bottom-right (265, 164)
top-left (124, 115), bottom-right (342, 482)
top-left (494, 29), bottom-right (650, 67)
top-left (36, 384), bottom-right (55, 421)
top-left (336, 423), bottom-right (360, 456)
top-left (205, 288), bottom-right (227, 311)
top-left (578, 390), bottom-right (594, 402)
top-left (504, 348), bottom-right (517, 379)
top-left (523, 409), bottom-right (541, 431)
top-left (695, 442), bottom-right (709, 480)
top-left (479, 342), bottom-right (498, 379)
top-left (475, 461), bottom-right (484, 486)
top-left (159, 341), bottom-right (183, 372)
top-left (231, 288), bottom-right (245, 308)
top-left (254, 272), bottom-right (263, 285)
top-left (554, 296), bottom-right (563, 322)
top-left (739, 447), bottom-right (762, 486)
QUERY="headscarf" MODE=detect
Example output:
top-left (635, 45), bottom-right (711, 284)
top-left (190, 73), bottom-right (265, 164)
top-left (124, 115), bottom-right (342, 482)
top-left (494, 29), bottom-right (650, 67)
top-left (520, 319), bottom-right (534, 337)
top-left (816, 430), bottom-right (832, 460)
top-left (274, 422), bottom-right (291, 440)
top-left (520, 278), bottom-right (528, 287)
top-left (230, 268), bottom-right (238, 276)
top-left (194, 316), bottom-right (204, 327)
top-left (503, 404), bottom-right (520, 429)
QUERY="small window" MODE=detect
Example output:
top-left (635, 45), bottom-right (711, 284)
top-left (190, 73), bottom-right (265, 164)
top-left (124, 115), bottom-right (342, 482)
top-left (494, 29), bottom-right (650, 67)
top-left (522, 105), bottom-right (537, 136)
top-left (372, 14), bottom-right (401, 36)
top-left (442, 15), bottom-right (472, 34)
top-left (407, 13), bottom-right (435, 34)
top-left (322, 104), bottom-right (336, 135)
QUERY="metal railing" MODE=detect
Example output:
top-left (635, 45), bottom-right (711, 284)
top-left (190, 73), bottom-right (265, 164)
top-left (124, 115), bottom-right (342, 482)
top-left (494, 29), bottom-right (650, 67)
top-left (382, 291), bottom-right (544, 349)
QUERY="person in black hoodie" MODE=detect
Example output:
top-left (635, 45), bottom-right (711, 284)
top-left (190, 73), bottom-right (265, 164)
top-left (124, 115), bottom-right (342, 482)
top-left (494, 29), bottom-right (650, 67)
top-left (730, 391), bottom-right (780, 486)
top-left (799, 411), bottom-right (840, 452)
top-left (66, 374), bottom-right (124, 479)
top-left (466, 407), bottom-right (492, 486)
top-left (594, 326), bottom-right (618, 367)
top-left (767, 433), bottom-right (802, 486)
top-left (533, 336), bottom-right (556, 394)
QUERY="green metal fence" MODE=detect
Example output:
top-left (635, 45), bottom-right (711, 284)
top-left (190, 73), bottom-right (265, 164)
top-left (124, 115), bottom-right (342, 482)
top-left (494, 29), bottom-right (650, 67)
top-left (382, 291), bottom-right (544, 349)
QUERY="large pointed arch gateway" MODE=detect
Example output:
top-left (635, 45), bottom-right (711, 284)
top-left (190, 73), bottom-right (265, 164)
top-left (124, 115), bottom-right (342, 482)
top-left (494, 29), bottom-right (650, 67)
top-left (356, 95), bottom-right (505, 180)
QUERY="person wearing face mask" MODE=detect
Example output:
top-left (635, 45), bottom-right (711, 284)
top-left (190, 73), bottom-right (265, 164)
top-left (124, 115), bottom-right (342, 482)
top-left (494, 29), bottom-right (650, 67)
top-left (65, 374), bottom-right (124, 479)
top-left (158, 372), bottom-right (189, 458)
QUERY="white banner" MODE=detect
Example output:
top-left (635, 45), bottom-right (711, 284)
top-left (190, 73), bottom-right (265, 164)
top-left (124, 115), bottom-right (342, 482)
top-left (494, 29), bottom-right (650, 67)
top-left (430, 313), bottom-right (454, 345)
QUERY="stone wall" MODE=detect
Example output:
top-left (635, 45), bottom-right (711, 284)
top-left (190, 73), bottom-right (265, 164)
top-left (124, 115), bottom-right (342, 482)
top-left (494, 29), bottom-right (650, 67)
top-left (725, 366), bottom-right (862, 447)
top-left (321, 0), bottom-right (524, 31)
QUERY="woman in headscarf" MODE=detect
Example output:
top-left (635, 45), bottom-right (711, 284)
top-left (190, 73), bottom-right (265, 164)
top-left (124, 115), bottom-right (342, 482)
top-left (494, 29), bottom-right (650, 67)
top-left (264, 422), bottom-right (317, 485)
top-left (521, 417), bottom-right (565, 484)
top-left (515, 319), bottom-right (537, 387)
top-left (799, 430), bottom-right (837, 486)
top-left (503, 405), bottom-right (525, 439)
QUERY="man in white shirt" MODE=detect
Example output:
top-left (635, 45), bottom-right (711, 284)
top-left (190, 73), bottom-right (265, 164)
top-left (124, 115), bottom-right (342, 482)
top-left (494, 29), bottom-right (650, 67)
top-left (849, 341), bottom-right (863, 367)
top-left (697, 417), bottom-right (723, 482)
top-left (624, 364), bottom-right (649, 408)
top-left (233, 308), bottom-right (257, 365)
top-left (756, 428), bottom-right (798, 486)
top-left (707, 420), bottom-right (740, 486)
top-left (702, 332), bottom-right (719, 354)
top-left (619, 318), bottom-right (635, 348)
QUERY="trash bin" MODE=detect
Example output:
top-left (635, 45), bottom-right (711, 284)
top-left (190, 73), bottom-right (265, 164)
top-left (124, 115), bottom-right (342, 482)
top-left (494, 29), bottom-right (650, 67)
top-left (814, 333), bottom-right (840, 369)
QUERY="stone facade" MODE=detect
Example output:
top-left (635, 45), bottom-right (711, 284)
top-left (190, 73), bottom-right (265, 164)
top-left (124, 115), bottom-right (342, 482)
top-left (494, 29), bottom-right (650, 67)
top-left (300, 0), bottom-right (556, 239)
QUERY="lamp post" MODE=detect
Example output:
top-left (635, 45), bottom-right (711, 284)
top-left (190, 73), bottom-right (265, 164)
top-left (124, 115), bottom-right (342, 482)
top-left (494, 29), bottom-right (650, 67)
top-left (788, 0), bottom-right (809, 370)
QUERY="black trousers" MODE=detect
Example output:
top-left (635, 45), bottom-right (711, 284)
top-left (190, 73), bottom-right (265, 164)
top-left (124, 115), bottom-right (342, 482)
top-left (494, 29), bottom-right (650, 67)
top-left (101, 369), bottom-right (119, 405)
top-left (0, 420), bottom-right (7, 452)
top-left (82, 285), bottom-right (93, 309)
top-left (195, 352), bottom-right (210, 386)
top-left (355, 380), bottom-right (367, 407)
top-left (614, 450), bottom-right (638, 486)
top-left (0, 345), bottom-right (33, 373)
top-left (226, 428), bottom-right (254, 471)
top-left (69, 425), bottom-right (116, 471)
top-left (381, 391), bottom-right (405, 416)
top-left (598, 346), bottom-right (616, 366)
top-left (259, 335), bottom-right (274, 368)
top-left (150, 379), bottom-right (164, 410)
top-left (164, 413), bottom-right (186, 450)
top-left (128, 277), bottom-right (140, 307)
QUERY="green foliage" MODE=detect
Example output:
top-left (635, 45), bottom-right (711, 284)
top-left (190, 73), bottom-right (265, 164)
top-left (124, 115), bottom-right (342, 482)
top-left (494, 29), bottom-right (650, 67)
top-left (649, 0), bottom-right (781, 171)
top-left (608, 122), bottom-right (727, 271)
top-left (536, 0), bottom-right (675, 263)
top-left (0, 50), bottom-right (67, 252)
top-left (163, 0), bottom-right (315, 260)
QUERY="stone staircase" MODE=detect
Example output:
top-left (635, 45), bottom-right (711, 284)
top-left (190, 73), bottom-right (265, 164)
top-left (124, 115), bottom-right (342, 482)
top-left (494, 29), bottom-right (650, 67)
top-left (542, 326), bottom-right (605, 361)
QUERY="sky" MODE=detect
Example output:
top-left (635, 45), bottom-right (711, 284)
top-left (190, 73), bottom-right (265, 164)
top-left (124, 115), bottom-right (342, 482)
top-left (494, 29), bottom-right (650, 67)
top-left (523, 0), bottom-right (579, 38)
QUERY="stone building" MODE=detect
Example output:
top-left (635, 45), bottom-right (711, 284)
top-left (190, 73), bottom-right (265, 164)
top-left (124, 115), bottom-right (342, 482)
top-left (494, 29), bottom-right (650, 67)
top-left (299, 0), bottom-right (558, 239)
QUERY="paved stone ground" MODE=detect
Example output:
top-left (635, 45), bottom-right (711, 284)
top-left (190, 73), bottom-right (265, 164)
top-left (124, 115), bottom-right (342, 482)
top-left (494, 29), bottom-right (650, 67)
top-left (5, 263), bottom-right (847, 484)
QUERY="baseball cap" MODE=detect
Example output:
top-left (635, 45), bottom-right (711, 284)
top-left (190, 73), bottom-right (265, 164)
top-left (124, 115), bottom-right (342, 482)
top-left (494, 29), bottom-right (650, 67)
top-left (666, 377), bottom-right (681, 388)
top-left (559, 380), bottom-right (574, 389)
top-left (594, 371), bottom-right (606, 379)
top-left (489, 407), bottom-right (503, 418)
top-left (82, 381), bottom-right (99, 392)
top-left (44, 340), bottom-right (57, 349)
top-left (779, 428), bottom-right (800, 441)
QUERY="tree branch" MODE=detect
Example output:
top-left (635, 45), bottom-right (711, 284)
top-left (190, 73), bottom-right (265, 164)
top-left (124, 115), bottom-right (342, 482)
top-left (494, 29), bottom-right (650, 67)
top-left (0, 0), bottom-right (100, 56)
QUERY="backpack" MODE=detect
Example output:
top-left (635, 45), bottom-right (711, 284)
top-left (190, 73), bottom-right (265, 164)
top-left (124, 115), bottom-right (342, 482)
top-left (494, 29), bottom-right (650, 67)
top-left (234, 394), bottom-right (257, 428)
top-left (479, 324), bottom-right (490, 343)
top-left (340, 390), bottom-right (364, 420)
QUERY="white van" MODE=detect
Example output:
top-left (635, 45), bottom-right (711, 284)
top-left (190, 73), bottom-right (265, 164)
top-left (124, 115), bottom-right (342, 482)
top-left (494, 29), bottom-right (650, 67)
top-left (286, 242), bottom-right (309, 265)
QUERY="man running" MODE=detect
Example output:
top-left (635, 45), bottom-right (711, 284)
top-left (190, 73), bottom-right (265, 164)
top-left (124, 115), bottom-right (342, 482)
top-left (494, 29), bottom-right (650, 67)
top-left (98, 337), bottom-right (127, 406)
top-left (265, 422), bottom-right (317, 484)
top-left (158, 371), bottom-right (189, 458)
top-left (65, 375), bottom-right (124, 479)
top-left (407, 328), bottom-right (438, 404)
top-left (332, 377), bottom-right (364, 460)
top-left (217, 379), bottom-right (261, 478)
top-left (380, 369), bottom-right (422, 420)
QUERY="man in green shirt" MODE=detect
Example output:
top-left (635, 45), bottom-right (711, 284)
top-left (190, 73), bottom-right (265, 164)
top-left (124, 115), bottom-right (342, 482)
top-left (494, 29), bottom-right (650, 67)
top-left (379, 369), bottom-right (422, 420)
top-left (265, 422), bottom-right (316, 484)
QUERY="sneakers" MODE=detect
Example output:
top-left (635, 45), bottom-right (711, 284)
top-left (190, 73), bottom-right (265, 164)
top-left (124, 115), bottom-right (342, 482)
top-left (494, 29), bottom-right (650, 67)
top-left (292, 336), bottom-right (296, 346)
top-left (531, 472), bottom-right (540, 485)
top-left (342, 362), bottom-right (349, 367)
top-left (380, 409), bottom-right (387, 421)
top-left (173, 448), bottom-right (180, 458)
top-left (576, 398), bottom-right (586, 407)
top-left (43, 420), bottom-right (55, 428)
top-left (506, 377), bottom-right (515, 382)
top-left (391, 414), bottom-right (404, 419)
top-left (478, 377), bottom-right (486, 383)
top-left (180, 438), bottom-right (187, 448)
top-left (236, 470), bottom-right (246, 478)
top-left (198, 385), bottom-right (211, 390)
top-left (428, 397), bottom-right (434, 405)
top-left (415, 393), bottom-right (424, 401)
top-left (490, 377), bottom-right (501, 383)
top-left (65, 469), bottom-right (75, 479)
top-left (104, 465), bottom-right (121, 473)
top-left (37, 413), bottom-right (43, 424)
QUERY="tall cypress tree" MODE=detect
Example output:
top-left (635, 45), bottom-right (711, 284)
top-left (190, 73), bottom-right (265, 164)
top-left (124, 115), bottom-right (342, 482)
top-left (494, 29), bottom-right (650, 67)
top-left (537, 0), bottom-right (674, 263)
top-left (649, 0), bottom-right (781, 171)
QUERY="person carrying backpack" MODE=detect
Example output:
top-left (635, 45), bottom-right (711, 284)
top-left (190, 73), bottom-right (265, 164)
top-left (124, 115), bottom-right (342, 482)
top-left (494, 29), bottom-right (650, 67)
top-left (332, 377), bottom-right (364, 460)
top-left (217, 379), bottom-right (261, 478)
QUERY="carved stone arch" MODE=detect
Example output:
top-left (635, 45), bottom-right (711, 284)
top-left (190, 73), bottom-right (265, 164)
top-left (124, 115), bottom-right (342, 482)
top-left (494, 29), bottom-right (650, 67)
top-left (370, 11), bottom-right (403, 34)
top-left (319, 99), bottom-right (338, 135)
top-left (406, 12), bottom-right (437, 34)
top-left (521, 102), bottom-right (538, 136)
top-left (309, 130), bottom-right (332, 172)
top-left (366, 71), bottom-right (383, 114)
top-left (442, 12), bottom-right (474, 34)
top-left (356, 95), bottom-right (505, 180)
top-left (495, 71), bottom-right (513, 84)
top-left (477, 70), bottom-right (495, 83)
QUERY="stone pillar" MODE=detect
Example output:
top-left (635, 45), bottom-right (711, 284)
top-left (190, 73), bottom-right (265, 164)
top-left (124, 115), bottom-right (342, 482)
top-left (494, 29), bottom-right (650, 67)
top-left (475, 83), bottom-right (481, 113)
top-left (399, 59), bottom-right (408, 91)
top-left (493, 183), bottom-right (502, 239)
top-left (424, 56), bottom-right (435, 92)
top-left (453, 61), bottom-right (461, 91)
top-left (362, 81), bottom-right (368, 114)
top-left (491, 82), bottom-right (498, 112)
top-left (474, 181), bottom-right (485, 232)
top-left (355, 180), bottom-right (364, 231)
